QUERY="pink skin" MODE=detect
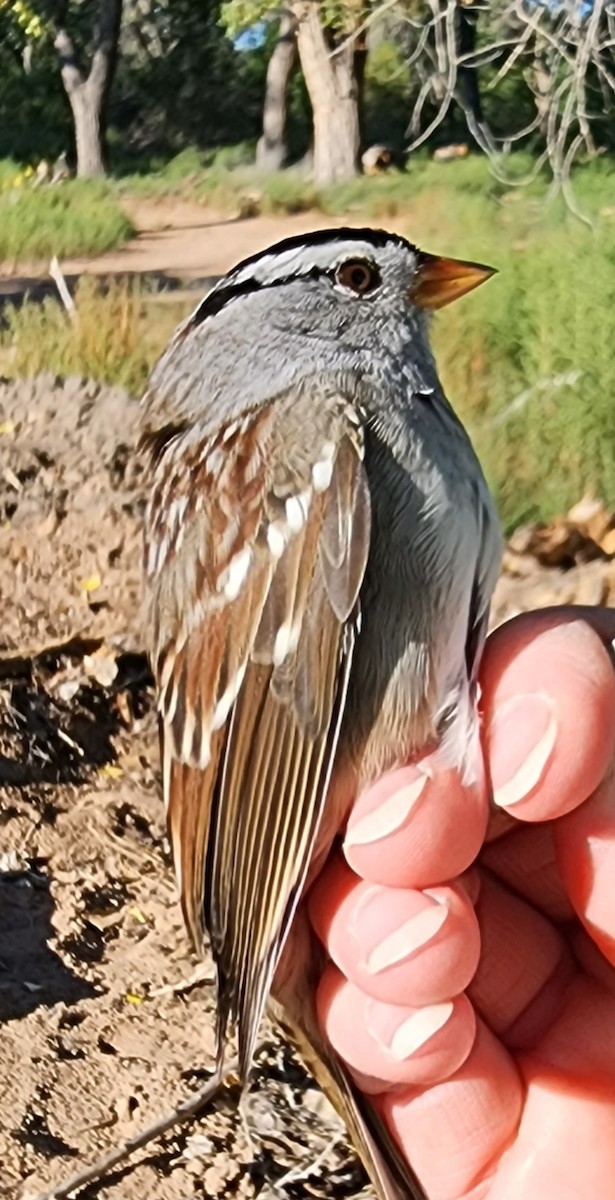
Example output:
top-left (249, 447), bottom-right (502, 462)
top-left (308, 609), bottom-right (615, 1200)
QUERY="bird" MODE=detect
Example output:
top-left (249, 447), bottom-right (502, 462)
top-left (140, 227), bottom-right (502, 1200)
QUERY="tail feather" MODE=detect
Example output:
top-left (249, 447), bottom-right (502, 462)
top-left (271, 935), bottom-right (428, 1200)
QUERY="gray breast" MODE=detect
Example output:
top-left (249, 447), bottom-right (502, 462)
top-left (343, 396), bottom-right (488, 779)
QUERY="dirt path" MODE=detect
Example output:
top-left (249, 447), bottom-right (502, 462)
top-left (7, 200), bottom-right (360, 289)
top-left (1, 199), bottom-right (417, 295)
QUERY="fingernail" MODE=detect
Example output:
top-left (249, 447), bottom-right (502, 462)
top-left (490, 694), bottom-right (557, 808)
top-left (372, 1002), bottom-right (454, 1060)
top-left (365, 904), bottom-right (448, 974)
top-left (345, 771), bottom-right (429, 848)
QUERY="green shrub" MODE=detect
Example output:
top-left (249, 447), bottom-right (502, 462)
top-left (432, 203), bottom-right (615, 530)
top-left (0, 176), bottom-right (134, 262)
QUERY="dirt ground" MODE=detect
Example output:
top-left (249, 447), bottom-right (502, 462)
top-left (1, 198), bottom-right (427, 292)
top-left (1, 376), bottom-right (614, 1193)
top-left (0, 374), bottom-right (368, 1200)
top-left (3, 201), bottom-right (355, 288)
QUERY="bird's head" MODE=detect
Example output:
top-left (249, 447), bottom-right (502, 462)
top-left (144, 228), bottom-right (495, 431)
top-left (190, 226), bottom-right (494, 340)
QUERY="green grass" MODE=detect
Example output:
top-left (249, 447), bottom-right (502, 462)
top-left (111, 148), bottom-right (556, 218)
top-left (421, 166), bottom-right (615, 529)
top-left (1, 151), bottom-right (615, 528)
top-left (0, 158), bottom-right (23, 186)
top-left (118, 143), bottom-right (257, 201)
top-left (0, 176), bottom-right (134, 263)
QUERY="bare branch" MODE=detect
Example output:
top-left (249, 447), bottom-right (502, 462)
top-left (398, 0), bottom-right (615, 217)
top-left (486, 21), bottom-right (533, 89)
top-left (53, 28), bottom-right (84, 95)
top-left (329, 0), bottom-right (402, 59)
top-left (406, 0), bottom-right (458, 152)
top-left (490, 371), bottom-right (583, 429)
top-left (88, 0), bottom-right (123, 97)
top-left (49, 257), bottom-right (77, 322)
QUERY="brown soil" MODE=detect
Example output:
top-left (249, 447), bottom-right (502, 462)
top-left (0, 368), bottom-right (613, 1200)
top-left (3, 201), bottom-right (355, 287)
top-left (0, 375), bottom-right (358, 1200)
top-left (0, 198), bottom-right (420, 293)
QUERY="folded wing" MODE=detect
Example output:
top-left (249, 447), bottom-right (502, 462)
top-left (143, 389), bottom-right (371, 1079)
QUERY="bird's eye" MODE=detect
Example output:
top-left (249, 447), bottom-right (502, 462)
top-left (336, 259), bottom-right (381, 296)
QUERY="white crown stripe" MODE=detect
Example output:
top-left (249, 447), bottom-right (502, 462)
top-left (184, 227), bottom-right (412, 328)
top-left (224, 240), bottom-right (386, 290)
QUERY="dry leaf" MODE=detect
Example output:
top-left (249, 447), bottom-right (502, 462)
top-left (115, 689), bottom-right (134, 727)
top-left (127, 905), bottom-right (147, 924)
top-left (84, 646), bottom-right (119, 687)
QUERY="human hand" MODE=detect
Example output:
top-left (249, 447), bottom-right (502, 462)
top-left (309, 609), bottom-right (615, 1200)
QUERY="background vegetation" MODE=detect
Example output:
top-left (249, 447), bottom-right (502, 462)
top-left (0, 0), bottom-right (613, 530)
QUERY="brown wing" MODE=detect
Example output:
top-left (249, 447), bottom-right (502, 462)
top-left (143, 392), bottom-right (370, 1080)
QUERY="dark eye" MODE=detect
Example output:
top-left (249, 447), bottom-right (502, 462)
top-left (336, 259), bottom-right (381, 296)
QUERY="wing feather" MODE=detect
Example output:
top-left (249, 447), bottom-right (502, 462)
top-left (207, 445), bottom-right (365, 1076)
top-left (165, 730), bottom-right (224, 948)
top-left (143, 396), bottom-right (370, 1082)
top-left (320, 436), bottom-right (372, 621)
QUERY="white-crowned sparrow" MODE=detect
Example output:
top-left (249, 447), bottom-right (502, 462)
top-left (140, 227), bottom-right (502, 1200)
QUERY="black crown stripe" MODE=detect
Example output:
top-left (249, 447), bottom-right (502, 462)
top-left (186, 227), bottom-right (413, 331)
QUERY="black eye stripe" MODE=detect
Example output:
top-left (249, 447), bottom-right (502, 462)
top-left (186, 259), bottom-right (383, 332)
top-left (183, 226), bottom-right (415, 333)
top-left (184, 266), bottom-right (322, 330)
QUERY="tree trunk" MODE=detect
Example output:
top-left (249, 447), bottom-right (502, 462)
top-left (70, 83), bottom-right (106, 177)
top-left (256, 10), bottom-right (298, 171)
top-left (455, 1), bottom-right (495, 153)
top-left (293, 1), bottom-right (361, 184)
top-left (54, 0), bottom-right (123, 178)
top-left (354, 29), bottom-right (368, 153)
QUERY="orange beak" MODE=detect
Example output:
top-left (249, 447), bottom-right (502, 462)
top-left (410, 252), bottom-right (496, 310)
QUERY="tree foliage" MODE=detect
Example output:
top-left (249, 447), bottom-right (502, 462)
top-left (0, 0), bottom-right (270, 166)
top-left (0, 0), bottom-right (124, 173)
top-left (112, 0), bottom-right (268, 157)
top-left (0, 0), bottom-right (613, 189)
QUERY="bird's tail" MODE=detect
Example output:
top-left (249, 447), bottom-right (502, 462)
top-left (271, 927), bottom-right (428, 1200)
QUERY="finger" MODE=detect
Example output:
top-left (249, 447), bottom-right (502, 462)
top-left (488, 978), bottom-right (615, 1200)
top-left (344, 759), bottom-right (488, 888)
top-left (555, 770), bottom-right (615, 967)
top-left (376, 1020), bottom-right (522, 1200)
top-left (309, 855), bottom-right (481, 1007)
top-left (317, 962), bottom-right (476, 1090)
top-left (571, 927), bottom-right (615, 996)
top-left (467, 873), bottom-right (572, 1049)
top-left (480, 822), bottom-right (574, 922)
top-left (534, 975), bottom-right (615, 1079)
top-left (490, 605), bottom-right (615, 651)
top-left (481, 615), bottom-right (615, 821)
top-left (487, 1066), bottom-right (615, 1200)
